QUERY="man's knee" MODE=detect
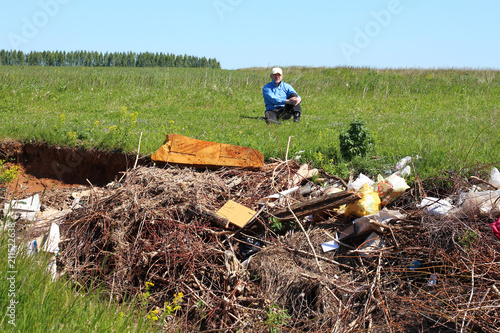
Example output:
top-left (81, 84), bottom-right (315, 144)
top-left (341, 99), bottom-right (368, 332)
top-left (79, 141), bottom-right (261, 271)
top-left (265, 110), bottom-right (281, 124)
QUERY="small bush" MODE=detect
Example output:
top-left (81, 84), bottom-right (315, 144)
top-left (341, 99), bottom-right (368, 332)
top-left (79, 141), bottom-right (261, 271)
top-left (339, 119), bottom-right (375, 161)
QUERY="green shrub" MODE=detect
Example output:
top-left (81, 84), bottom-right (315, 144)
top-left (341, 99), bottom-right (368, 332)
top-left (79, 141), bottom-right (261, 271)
top-left (339, 119), bottom-right (375, 161)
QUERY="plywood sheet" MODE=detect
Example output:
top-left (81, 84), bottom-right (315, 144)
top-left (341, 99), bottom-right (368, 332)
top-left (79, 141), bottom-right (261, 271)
top-left (151, 134), bottom-right (264, 168)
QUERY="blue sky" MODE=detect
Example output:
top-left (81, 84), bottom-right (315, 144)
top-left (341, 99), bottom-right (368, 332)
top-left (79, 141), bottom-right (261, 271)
top-left (1, 0), bottom-right (499, 70)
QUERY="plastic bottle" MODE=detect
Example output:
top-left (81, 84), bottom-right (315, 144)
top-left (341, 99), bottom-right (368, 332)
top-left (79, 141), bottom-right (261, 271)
top-left (395, 156), bottom-right (412, 170)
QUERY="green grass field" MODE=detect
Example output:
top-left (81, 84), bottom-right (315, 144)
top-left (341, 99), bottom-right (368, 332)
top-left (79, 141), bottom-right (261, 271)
top-left (0, 65), bottom-right (499, 179)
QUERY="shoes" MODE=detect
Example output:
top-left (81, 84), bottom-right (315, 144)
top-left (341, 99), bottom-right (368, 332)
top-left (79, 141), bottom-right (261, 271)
top-left (266, 119), bottom-right (281, 125)
top-left (293, 112), bottom-right (301, 123)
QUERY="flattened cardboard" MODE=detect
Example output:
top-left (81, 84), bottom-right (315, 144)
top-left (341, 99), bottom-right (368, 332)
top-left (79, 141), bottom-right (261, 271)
top-left (216, 200), bottom-right (257, 228)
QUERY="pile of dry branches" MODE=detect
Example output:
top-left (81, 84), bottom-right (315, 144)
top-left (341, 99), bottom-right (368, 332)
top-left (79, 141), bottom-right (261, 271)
top-left (58, 163), bottom-right (500, 332)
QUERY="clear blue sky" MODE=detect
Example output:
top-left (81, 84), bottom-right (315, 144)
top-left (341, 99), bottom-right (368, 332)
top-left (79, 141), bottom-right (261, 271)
top-left (1, 0), bottom-right (499, 70)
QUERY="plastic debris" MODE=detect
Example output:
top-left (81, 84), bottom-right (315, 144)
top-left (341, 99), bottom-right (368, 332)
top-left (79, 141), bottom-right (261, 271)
top-left (357, 231), bottom-right (385, 257)
top-left (42, 222), bottom-right (60, 255)
top-left (417, 197), bottom-right (455, 216)
top-left (456, 189), bottom-right (500, 216)
top-left (354, 208), bottom-right (406, 232)
top-left (338, 208), bottom-right (406, 241)
top-left (376, 173), bottom-right (410, 206)
top-left (490, 167), bottom-right (500, 189)
top-left (348, 173), bottom-right (374, 191)
top-left (395, 156), bottom-right (412, 170)
top-left (427, 274), bottom-right (437, 286)
top-left (394, 165), bottom-right (411, 177)
top-left (410, 260), bottom-right (421, 271)
top-left (289, 163), bottom-right (319, 187)
top-left (26, 222), bottom-right (60, 280)
top-left (345, 183), bottom-right (381, 217)
top-left (3, 194), bottom-right (40, 221)
top-left (263, 186), bottom-right (300, 201)
top-left (492, 216), bottom-right (500, 240)
top-left (238, 235), bottom-right (264, 260)
top-left (321, 232), bottom-right (340, 252)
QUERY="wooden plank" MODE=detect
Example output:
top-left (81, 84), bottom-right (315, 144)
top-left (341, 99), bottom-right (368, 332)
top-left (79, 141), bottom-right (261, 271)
top-left (151, 134), bottom-right (264, 168)
top-left (270, 190), bottom-right (361, 221)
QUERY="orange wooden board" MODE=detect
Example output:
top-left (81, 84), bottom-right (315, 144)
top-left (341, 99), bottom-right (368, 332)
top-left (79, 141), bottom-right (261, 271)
top-left (151, 134), bottom-right (264, 168)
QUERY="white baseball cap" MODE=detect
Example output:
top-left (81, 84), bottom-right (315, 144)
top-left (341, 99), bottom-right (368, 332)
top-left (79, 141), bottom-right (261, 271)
top-left (271, 67), bottom-right (283, 75)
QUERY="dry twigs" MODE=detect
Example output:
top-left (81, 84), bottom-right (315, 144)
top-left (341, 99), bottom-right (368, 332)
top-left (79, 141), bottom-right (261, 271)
top-left (55, 164), bottom-right (500, 332)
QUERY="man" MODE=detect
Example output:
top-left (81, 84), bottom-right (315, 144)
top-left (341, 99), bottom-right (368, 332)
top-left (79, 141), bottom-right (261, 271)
top-left (262, 67), bottom-right (302, 124)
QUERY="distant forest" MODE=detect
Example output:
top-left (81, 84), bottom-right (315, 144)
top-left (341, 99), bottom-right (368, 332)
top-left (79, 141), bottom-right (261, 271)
top-left (0, 50), bottom-right (221, 69)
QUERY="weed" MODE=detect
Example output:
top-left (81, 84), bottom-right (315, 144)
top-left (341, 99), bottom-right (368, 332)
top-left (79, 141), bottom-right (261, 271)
top-left (458, 229), bottom-right (479, 249)
top-left (0, 159), bottom-right (20, 184)
top-left (164, 292), bottom-right (184, 316)
top-left (269, 217), bottom-right (296, 234)
top-left (265, 304), bottom-right (291, 333)
top-left (0, 232), bottom-right (156, 332)
top-left (339, 119), bottom-right (375, 161)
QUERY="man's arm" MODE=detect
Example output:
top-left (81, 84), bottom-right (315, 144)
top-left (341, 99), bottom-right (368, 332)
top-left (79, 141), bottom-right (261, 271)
top-left (284, 83), bottom-right (301, 106)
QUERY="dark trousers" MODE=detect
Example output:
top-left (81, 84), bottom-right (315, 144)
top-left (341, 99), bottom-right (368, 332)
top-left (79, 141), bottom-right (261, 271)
top-left (265, 93), bottom-right (302, 123)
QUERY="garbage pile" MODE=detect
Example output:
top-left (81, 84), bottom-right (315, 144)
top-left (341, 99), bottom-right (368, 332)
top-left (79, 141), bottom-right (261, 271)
top-left (6, 158), bottom-right (500, 332)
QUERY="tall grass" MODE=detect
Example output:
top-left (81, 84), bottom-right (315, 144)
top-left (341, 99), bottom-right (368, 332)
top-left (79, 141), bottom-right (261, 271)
top-left (0, 66), bottom-right (498, 179)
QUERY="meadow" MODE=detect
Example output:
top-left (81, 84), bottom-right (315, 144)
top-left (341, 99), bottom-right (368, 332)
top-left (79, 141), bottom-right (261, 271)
top-left (0, 65), bottom-right (499, 179)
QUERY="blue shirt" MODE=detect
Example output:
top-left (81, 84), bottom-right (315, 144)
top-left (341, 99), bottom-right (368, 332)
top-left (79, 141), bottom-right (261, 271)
top-left (262, 81), bottom-right (300, 112)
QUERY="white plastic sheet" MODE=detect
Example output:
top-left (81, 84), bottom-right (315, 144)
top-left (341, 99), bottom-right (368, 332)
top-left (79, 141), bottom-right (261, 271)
top-left (3, 194), bottom-right (40, 221)
top-left (417, 197), bottom-right (455, 216)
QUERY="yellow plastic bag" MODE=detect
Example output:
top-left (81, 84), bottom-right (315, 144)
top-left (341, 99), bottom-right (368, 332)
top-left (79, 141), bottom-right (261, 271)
top-left (346, 183), bottom-right (381, 217)
top-left (375, 174), bottom-right (410, 206)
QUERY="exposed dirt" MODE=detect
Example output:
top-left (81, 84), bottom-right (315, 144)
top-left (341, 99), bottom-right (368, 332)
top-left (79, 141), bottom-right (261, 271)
top-left (0, 139), bottom-right (149, 197)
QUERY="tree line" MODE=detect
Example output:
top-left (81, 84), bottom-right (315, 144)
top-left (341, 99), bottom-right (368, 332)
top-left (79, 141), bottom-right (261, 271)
top-left (0, 50), bottom-right (221, 69)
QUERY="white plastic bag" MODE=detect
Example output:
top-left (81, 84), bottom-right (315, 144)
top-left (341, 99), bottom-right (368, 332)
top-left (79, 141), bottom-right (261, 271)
top-left (348, 173), bottom-right (374, 191)
top-left (417, 197), bottom-right (455, 216)
top-left (456, 189), bottom-right (500, 216)
top-left (375, 174), bottom-right (410, 206)
top-left (490, 167), bottom-right (500, 189)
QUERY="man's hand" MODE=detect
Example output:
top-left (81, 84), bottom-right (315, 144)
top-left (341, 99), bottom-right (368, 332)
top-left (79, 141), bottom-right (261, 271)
top-left (286, 96), bottom-right (301, 106)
